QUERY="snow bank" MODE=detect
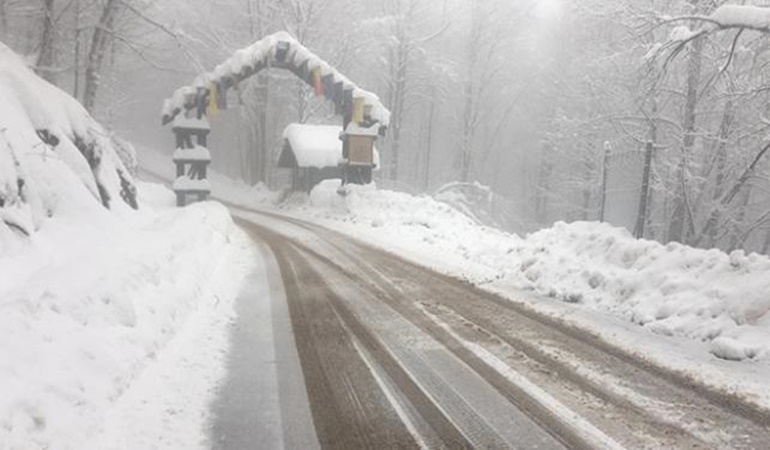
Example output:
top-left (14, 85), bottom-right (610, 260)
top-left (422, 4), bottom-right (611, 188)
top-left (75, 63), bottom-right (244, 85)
top-left (279, 180), bottom-right (517, 281)
top-left (0, 185), bottom-right (245, 448)
top-left (0, 43), bottom-right (138, 243)
top-left (0, 49), bottom-right (251, 447)
top-left (136, 144), bottom-right (287, 208)
top-left (435, 181), bottom-right (524, 233)
top-left (310, 180), bottom-right (512, 257)
top-left (496, 222), bottom-right (770, 362)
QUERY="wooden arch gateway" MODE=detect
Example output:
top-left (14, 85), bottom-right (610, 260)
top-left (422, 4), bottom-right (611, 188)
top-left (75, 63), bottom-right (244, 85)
top-left (162, 31), bottom-right (391, 206)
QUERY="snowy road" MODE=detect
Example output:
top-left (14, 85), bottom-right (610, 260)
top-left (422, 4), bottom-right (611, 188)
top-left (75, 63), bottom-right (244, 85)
top-left (215, 207), bottom-right (770, 449)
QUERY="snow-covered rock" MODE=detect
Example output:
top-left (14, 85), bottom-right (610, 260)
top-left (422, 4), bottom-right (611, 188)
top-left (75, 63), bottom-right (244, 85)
top-left (0, 42), bottom-right (138, 244)
top-left (0, 44), bottom-right (254, 448)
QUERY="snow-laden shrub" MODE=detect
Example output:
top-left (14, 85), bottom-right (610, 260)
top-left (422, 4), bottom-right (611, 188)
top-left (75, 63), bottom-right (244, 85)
top-left (0, 42), bottom-right (138, 241)
top-left (435, 181), bottom-right (525, 233)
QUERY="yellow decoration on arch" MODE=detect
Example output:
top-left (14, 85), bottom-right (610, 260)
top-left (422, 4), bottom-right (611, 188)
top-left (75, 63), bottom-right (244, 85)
top-left (353, 97), bottom-right (365, 124)
top-left (208, 82), bottom-right (220, 116)
top-left (312, 67), bottom-right (324, 96)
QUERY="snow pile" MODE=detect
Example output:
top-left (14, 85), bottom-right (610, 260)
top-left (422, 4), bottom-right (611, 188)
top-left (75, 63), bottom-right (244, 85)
top-left (288, 180), bottom-right (518, 279)
top-left (435, 181), bottom-right (524, 233)
top-left (0, 43), bottom-right (137, 243)
top-left (495, 222), bottom-right (770, 362)
top-left (0, 187), bottom-right (247, 448)
top-left (162, 31), bottom-right (390, 128)
top-left (136, 144), bottom-right (287, 208)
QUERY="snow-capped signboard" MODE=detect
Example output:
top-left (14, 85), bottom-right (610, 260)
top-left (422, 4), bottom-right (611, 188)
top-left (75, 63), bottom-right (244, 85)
top-left (345, 122), bottom-right (379, 167)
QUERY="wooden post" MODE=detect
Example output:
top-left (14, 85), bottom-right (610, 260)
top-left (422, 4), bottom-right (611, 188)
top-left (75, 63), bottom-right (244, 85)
top-left (599, 142), bottom-right (611, 222)
top-left (341, 93), bottom-right (353, 187)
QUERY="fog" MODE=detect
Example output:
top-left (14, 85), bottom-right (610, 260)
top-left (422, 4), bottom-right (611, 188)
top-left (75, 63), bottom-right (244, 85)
top-left (2, 0), bottom-right (770, 254)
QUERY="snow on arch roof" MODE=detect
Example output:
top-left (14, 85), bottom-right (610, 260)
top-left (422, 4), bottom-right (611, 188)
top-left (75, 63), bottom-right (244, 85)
top-left (162, 31), bottom-right (390, 131)
top-left (279, 123), bottom-right (380, 169)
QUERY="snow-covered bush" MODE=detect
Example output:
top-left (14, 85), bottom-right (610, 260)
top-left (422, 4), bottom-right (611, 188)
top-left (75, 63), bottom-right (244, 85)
top-left (435, 181), bottom-right (525, 233)
top-left (0, 42), bottom-right (138, 243)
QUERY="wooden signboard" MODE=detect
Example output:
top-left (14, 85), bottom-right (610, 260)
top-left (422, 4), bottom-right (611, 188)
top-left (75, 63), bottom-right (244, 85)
top-left (348, 135), bottom-right (375, 165)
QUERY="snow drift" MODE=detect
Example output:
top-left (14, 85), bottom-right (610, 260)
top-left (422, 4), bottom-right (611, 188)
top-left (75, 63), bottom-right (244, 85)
top-left (0, 45), bottom-right (252, 448)
top-left (0, 192), bottom-right (246, 448)
top-left (0, 42), bottom-right (138, 246)
top-left (498, 222), bottom-right (770, 362)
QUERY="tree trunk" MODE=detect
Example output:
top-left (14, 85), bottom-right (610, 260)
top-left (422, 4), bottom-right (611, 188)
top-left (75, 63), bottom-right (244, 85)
top-left (668, 35), bottom-right (703, 243)
top-left (460, 74), bottom-right (475, 182)
top-left (581, 146), bottom-right (596, 221)
top-left (728, 186), bottom-right (752, 252)
top-left (646, 96), bottom-right (659, 239)
top-left (386, 20), bottom-right (408, 182)
top-left (460, 1), bottom-right (483, 183)
top-left (535, 145), bottom-right (554, 225)
top-left (73, 0), bottom-right (81, 99)
top-left (255, 74), bottom-right (270, 184)
top-left (83, 0), bottom-right (120, 114)
top-left (693, 98), bottom-right (734, 247)
top-left (36, 0), bottom-right (56, 85)
top-left (0, 0), bottom-right (7, 40)
top-left (422, 87), bottom-right (437, 190)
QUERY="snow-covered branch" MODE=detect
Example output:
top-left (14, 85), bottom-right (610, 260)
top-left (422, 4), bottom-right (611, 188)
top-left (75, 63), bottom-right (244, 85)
top-left (651, 5), bottom-right (770, 80)
top-left (661, 5), bottom-right (770, 35)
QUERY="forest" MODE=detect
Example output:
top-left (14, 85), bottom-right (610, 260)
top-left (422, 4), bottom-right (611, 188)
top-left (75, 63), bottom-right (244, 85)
top-left (2, 0), bottom-right (770, 255)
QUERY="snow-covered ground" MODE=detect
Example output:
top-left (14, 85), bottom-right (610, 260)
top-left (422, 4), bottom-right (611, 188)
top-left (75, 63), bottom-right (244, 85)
top-left (181, 164), bottom-right (770, 413)
top-left (0, 44), bottom-right (257, 449)
top-left (0, 182), bottom-right (256, 449)
top-left (8, 43), bottom-right (766, 446)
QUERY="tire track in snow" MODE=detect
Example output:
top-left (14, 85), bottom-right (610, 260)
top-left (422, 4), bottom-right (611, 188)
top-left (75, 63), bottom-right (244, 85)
top-left (242, 222), bottom-right (473, 449)
top-left (232, 206), bottom-right (770, 449)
